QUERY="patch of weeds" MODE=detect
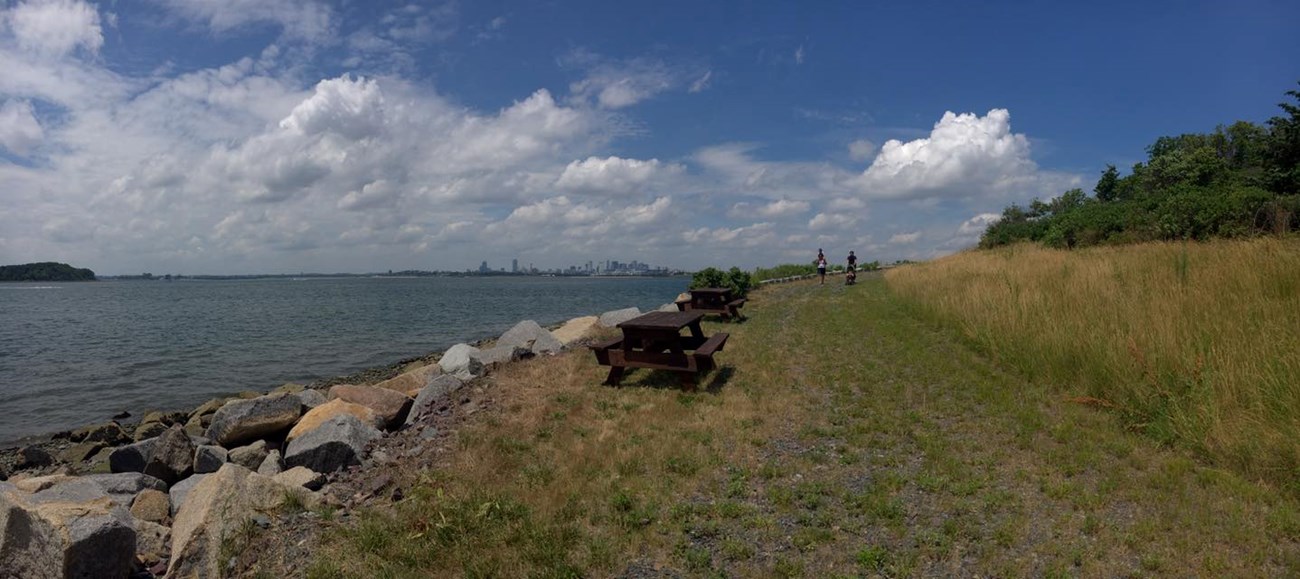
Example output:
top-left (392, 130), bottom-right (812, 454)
top-left (726, 470), bottom-right (748, 498)
top-left (551, 393), bottom-right (579, 408)
top-left (847, 491), bottom-right (904, 524)
top-left (535, 424), bottom-right (555, 441)
top-left (1267, 501), bottom-right (1300, 539)
top-left (856, 545), bottom-right (891, 571)
top-left (773, 556), bottom-right (805, 577)
top-left (1140, 553), bottom-right (1164, 572)
top-left (616, 457), bottom-right (646, 477)
top-left (683, 429), bottom-right (715, 446)
top-left (585, 535), bottom-right (615, 570)
top-left (609, 489), bottom-right (657, 529)
top-left (280, 488), bottom-right (308, 514)
top-left (792, 526), bottom-right (834, 551)
top-left (915, 470), bottom-right (948, 493)
top-left (768, 485), bottom-right (795, 508)
top-left (794, 481), bottom-right (830, 510)
top-left (721, 538), bottom-right (755, 561)
top-left (492, 435), bottom-right (533, 455)
top-left (665, 454), bottom-right (700, 476)
top-left (716, 500), bottom-right (748, 519)
top-left (679, 544), bottom-right (713, 572)
top-left (743, 513), bottom-right (777, 532)
top-left (521, 462), bottom-right (555, 488)
top-left (571, 425), bottom-right (591, 438)
top-left (218, 516), bottom-right (261, 571)
top-left (676, 393), bottom-right (700, 408)
top-left (548, 410), bottom-right (568, 421)
top-left (758, 461), bottom-right (786, 480)
top-left (312, 503), bottom-right (338, 522)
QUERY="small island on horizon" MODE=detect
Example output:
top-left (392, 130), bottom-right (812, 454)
top-left (0, 262), bottom-right (97, 282)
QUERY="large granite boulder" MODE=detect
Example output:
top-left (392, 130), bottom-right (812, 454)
top-left (438, 343), bottom-right (483, 379)
top-left (293, 389), bottom-right (328, 410)
top-left (142, 425), bottom-right (195, 486)
top-left (552, 315), bottom-right (598, 345)
top-left (498, 320), bottom-right (564, 355)
top-left (167, 464), bottom-right (317, 578)
top-left (374, 363), bottom-right (442, 397)
top-left (328, 385), bottom-right (412, 428)
top-left (109, 438), bottom-right (157, 474)
top-left (59, 441), bottom-right (105, 464)
top-left (287, 399), bottom-right (383, 441)
top-left (256, 450), bottom-right (283, 476)
top-left (598, 307), bottom-right (641, 327)
top-left (0, 478), bottom-right (137, 579)
top-left (167, 474), bottom-right (209, 517)
top-left (405, 374), bottom-right (465, 427)
top-left (192, 445), bottom-right (227, 474)
top-left (204, 393), bottom-right (302, 447)
top-left (131, 488), bottom-right (171, 524)
top-left (227, 440), bottom-right (269, 471)
top-left (470, 345), bottom-right (525, 372)
top-left (284, 414), bottom-right (381, 474)
top-left (82, 472), bottom-right (168, 508)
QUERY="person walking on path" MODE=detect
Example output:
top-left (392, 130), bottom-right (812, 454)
top-left (816, 249), bottom-right (828, 285)
top-left (846, 251), bottom-right (857, 285)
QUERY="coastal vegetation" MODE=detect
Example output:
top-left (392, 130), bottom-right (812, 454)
top-left (886, 239), bottom-right (1300, 493)
top-left (982, 83), bottom-right (1300, 249)
top-left (0, 261), bottom-right (95, 282)
top-left (303, 276), bottom-right (1299, 577)
top-left (689, 266), bottom-right (754, 297)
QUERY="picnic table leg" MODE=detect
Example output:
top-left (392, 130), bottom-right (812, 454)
top-left (687, 322), bottom-right (704, 340)
top-left (604, 366), bottom-right (625, 386)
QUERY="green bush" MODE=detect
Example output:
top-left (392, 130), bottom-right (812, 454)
top-left (691, 267), bottom-right (754, 298)
top-left (753, 264), bottom-right (817, 281)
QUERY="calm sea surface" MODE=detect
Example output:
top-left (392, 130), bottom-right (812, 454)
top-left (0, 276), bottom-right (688, 444)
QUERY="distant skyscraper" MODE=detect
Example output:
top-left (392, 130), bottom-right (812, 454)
top-left (479, 260), bottom-right (488, 273)
top-left (512, 258), bottom-right (518, 273)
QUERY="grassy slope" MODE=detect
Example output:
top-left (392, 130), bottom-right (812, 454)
top-left (307, 273), bottom-right (1299, 578)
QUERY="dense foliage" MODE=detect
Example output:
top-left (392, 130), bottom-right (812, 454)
top-left (753, 263), bottom-right (817, 281)
top-left (982, 83), bottom-right (1300, 249)
top-left (0, 262), bottom-right (96, 282)
top-left (690, 266), bottom-right (754, 297)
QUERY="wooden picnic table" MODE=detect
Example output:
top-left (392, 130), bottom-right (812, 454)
top-left (590, 310), bottom-right (729, 389)
top-left (675, 287), bottom-right (747, 320)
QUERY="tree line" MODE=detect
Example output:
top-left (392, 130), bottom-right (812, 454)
top-left (982, 82), bottom-right (1300, 249)
top-left (0, 262), bottom-right (97, 282)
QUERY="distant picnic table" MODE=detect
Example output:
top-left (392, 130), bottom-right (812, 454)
top-left (675, 287), bottom-right (746, 320)
top-left (590, 310), bottom-right (729, 390)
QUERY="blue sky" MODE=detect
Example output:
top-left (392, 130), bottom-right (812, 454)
top-left (1, 0), bottom-right (1297, 275)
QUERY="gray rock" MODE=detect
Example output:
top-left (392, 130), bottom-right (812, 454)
top-left (294, 388), bottom-right (328, 410)
top-left (143, 425), bottom-right (195, 486)
top-left (110, 437), bottom-right (158, 473)
top-left (0, 480), bottom-right (136, 579)
top-left (167, 473), bottom-right (209, 517)
top-left (82, 472), bottom-right (168, 507)
top-left (133, 420), bottom-right (169, 441)
top-left (71, 421), bottom-right (130, 445)
top-left (135, 519), bottom-right (171, 560)
top-left (256, 450), bottom-right (283, 476)
top-left (498, 320), bottom-right (564, 355)
top-left (17, 445), bottom-right (54, 469)
top-left (204, 392), bottom-right (302, 447)
top-left (227, 440), bottom-right (269, 470)
top-left (405, 374), bottom-right (464, 427)
top-left (192, 445), bottom-right (227, 474)
top-left (470, 345), bottom-right (525, 370)
top-left (272, 467), bottom-right (325, 491)
top-left (657, 302), bottom-right (679, 312)
top-left (438, 343), bottom-right (483, 379)
top-left (59, 441), bottom-right (106, 464)
top-left (598, 307), bottom-right (641, 327)
top-left (284, 414), bottom-right (381, 474)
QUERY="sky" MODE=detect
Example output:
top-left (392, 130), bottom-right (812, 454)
top-left (1, 0), bottom-right (1297, 275)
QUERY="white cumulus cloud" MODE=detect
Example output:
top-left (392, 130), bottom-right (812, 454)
top-left (0, 99), bottom-right (43, 154)
top-left (958, 213), bottom-right (1001, 235)
top-left (555, 156), bottom-right (681, 195)
top-left (149, 0), bottom-right (334, 42)
top-left (889, 231), bottom-right (921, 244)
top-left (5, 0), bottom-right (103, 57)
top-left (855, 109), bottom-right (1075, 201)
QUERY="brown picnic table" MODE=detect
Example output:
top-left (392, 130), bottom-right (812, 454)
top-left (675, 287), bottom-right (747, 320)
top-left (590, 310), bottom-right (729, 389)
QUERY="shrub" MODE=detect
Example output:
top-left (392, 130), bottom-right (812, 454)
top-left (691, 267), bottom-right (754, 298)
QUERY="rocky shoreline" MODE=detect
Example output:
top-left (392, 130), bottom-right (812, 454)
top-left (0, 300), bottom-right (672, 578)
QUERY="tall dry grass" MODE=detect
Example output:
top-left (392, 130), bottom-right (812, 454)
top-left (885, 238), bottom-right (1300, 490)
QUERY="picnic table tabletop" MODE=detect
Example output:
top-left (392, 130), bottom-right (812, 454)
top-left (617, 310), bottom-right (705, 331)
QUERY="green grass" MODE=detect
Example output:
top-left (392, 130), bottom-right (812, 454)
top-left (307, 274), bottom-right (1300, 576)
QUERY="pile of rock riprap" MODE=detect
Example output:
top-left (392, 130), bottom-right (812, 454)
top-left (0, 311), bottom-right (663, 578)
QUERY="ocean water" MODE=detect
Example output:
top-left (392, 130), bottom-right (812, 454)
top-left (0, 276), bottom-right (688, 444)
